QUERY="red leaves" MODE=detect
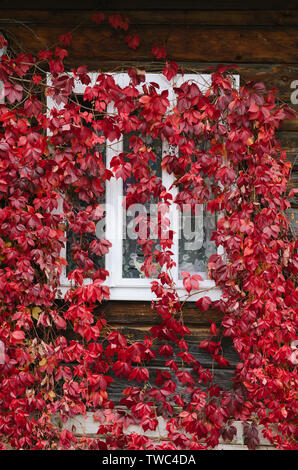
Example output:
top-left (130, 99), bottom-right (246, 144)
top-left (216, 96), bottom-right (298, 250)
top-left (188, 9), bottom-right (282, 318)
top-left (220, 423), bottom-right (237, 442)
top-left (109, 14), bottom-right (130, 31)
top-left (88, 373), bottom-right (113, 391)
top-left (239, 219), bottom-right (254, 235)
top-left (262, 224), bottom-right (280, 240)
top-left (222, 317), bottom-right (237, 337)
top-left (24, 97), bottom-right (42, 118)
top-left (74, 279), bottom-right (110, 303)
top-left (176, 370), bottom-right (195, 387)
top-left (0, 23), bottom-right (296, 450)
top-left (141, 416), bottom-right (158, 432)
top-left (63, 380), bottom-right (80, 399)
top-left (205, 402), bottom-right (224, 427)
top-left (50, 310), bottom-right (67, 330)
top-left (11, 330), bottom-right (25, 343)
top-left (125, 34), bottom-right (140, 50)
top-left (91, 12), bottom-right (105, 24)
top-left (200, 338), bottom-right (230, 369)
top-left (59, 429), bottom-right (77, 449)
top-left (209, 321), bottom-right (217, 337)
top-left (215, 166), bottom-right (236, 186)
top-left (207, 254), bottom-right (228, 283)
top-left (200, 340), bottom-right (220, 355)
top-left (181, 272), bottom-right (202, 293)
top-left (152, 45), bottom-right (167, 60)
top-left (108, 331), bottom-right (127, 348)
top-left (196, 296), bottom-right (212, 311)
top-left (54, 47), bottom-right (68, 60)
top-left (243, 422), bottom-right (260, 450)
top-left (131, 402), bottom-right (153, 418)
top-left (4, 82), bottom-right (23, 104)
top-left (163, 61), bottom-right (179, 81)
top-left (129, 367), bottom-right (149, 383)
top-left (89, 239), bottom-right (112, 256)
top-left (113, 361), bottom-right (132, 378)
top-left (67, 268), bottom-right (84, 285)
top-left (59, 32), bottom-right (72, 47)
top-left (126, 342), bottom-right (146, 364)
top-left (159, 344), bottom-right (173, 357)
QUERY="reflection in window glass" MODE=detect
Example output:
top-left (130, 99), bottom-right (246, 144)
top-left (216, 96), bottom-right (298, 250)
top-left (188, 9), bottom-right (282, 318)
top-left (66, 94), bottom-right (106, 275)
top-left (178, 205), bottom-right (217, 279)
top-left (122, 133), bottom-right (162, 279)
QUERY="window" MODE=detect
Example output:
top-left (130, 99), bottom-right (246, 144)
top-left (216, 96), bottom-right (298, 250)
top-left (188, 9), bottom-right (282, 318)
top-left (0, 34), bottom-right (7, 103)
top-left (47, 72), bottom-right (238, 301)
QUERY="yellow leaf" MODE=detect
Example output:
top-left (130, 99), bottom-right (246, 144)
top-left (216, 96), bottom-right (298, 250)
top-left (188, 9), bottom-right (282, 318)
top-left (32, 307), bottom-right (42, 320)
top-left (39, 358), bottom-right (47, 367)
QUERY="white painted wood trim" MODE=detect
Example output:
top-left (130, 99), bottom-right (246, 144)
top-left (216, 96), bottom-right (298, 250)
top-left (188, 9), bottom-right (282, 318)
top-left (47, 72), bottom-right (240, 301)
top-left (59, 412), bottom-right (274, 449)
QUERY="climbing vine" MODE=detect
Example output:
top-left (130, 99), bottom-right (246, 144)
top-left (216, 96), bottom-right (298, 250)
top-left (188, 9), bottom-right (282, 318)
top-left (0, 12), bottom-right (297, 450)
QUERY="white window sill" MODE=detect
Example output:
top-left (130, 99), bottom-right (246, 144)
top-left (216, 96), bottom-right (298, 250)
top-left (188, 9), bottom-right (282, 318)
top-left (56, 279), bottom-right (221, 302)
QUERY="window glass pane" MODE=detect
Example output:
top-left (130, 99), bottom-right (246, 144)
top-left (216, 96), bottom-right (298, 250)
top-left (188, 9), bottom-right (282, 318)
top-left (178, 204), bottom-right (217, 279)
top-left (66, 94), bottom-right (106, 276)
top-left (66, 197), bottom-right (105, 276)
top-left (177, 142), bottom-right (217, 279)
top-left (122, 133), bottom-right (162, 279)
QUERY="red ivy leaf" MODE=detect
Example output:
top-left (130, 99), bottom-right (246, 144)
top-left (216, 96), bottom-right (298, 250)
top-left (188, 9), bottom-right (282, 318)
top-left (59, 33), bottom-right (72, 46)
top-left (163, 61), bottom-right (179, 81)
top-left (4, 83), bottom-right (23, 104)
top-left (152, 45), bottom-right (167, 59)
top-left (92, 12), bottom-right (105, 24)
top-left (11, 330), bottom-right (25, 342)
top-left (209, 321), bottom-right (217, 337)
top-left (109, 14), bottom-right (130, 31)
top-left (181, 272), bottom-right (202, 293)
top-left (125, 34), bottom-right (140, 50)
top-left (196, 296), bottom-right (212, 311)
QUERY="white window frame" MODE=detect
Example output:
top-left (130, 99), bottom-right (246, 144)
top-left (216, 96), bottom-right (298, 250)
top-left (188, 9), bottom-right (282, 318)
top-left (0, 34), bottom-right (7, 103)
top-left (47, 72), bottom-right (239, 302)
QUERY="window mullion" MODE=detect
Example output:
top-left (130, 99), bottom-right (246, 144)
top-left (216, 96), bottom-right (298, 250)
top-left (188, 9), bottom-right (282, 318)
top-left (105, 103), bottom-right (123, 287)
top-left (162, 142), bottom-right (179, 284)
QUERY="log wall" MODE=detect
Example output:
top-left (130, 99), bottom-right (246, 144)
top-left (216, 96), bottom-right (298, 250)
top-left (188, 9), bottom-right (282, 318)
top-left (0, 6), bottom-right (297, 416)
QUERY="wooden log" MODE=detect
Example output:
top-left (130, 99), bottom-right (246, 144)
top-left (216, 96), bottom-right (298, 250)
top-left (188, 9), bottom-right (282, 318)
top-left (55, 315), bottom-right (239, 402)
top-left (237, 64), bottom-right (298, 113)
top-left (104, 368), bottom-right (236, 404)
top-left (276, 131), bottom-right (298, 214)
top-left (279, 131), bottom-right (298, 162)
top-left (105, 325), bottom-right (239, 364)
top-left (1, 9), bottom-right (298, 27)
top-left (288, 208), bottom-right (298, 236)
top-left (2, 23), bottom-right (298, 64)
top-left (0, 0), bottom-right (298, 10)
top-left (1, 11), bottom-right (298, 109)
top-left (280, 118), bottom-right (298, 131)
top-left (101, 301), bottom-right (222, 327)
